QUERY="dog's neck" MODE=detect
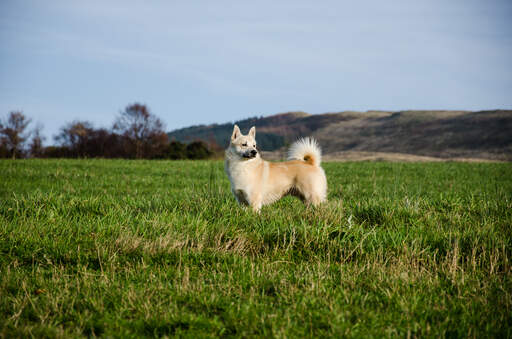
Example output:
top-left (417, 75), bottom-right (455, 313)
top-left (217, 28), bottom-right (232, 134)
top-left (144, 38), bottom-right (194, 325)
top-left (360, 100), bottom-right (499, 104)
top-left (225, 149), bottom-right (261, 165)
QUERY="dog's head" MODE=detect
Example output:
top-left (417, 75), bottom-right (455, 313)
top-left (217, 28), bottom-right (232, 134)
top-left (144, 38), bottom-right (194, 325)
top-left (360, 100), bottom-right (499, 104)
top-left (227, 125), bottom-right (259, 160)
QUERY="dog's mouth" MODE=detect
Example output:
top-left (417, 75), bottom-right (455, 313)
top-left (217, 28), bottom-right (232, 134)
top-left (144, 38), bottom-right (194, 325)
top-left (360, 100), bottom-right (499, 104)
top-left (242, 151), bottom-right (258, 159)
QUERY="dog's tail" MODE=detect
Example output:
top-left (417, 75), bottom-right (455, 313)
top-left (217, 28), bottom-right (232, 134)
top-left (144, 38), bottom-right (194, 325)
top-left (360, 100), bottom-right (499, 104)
top-left (287, 137), bottom-right (322, 166)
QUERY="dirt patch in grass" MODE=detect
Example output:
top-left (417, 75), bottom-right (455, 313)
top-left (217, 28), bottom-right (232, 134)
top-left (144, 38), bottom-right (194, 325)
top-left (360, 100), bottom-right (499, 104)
top-left (262, 150), bottom-right (505, 162)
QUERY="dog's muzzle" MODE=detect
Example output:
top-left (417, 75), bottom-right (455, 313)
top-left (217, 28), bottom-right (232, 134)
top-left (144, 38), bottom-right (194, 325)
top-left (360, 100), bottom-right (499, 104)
top-left (243, 150), bottom-right (258, 159)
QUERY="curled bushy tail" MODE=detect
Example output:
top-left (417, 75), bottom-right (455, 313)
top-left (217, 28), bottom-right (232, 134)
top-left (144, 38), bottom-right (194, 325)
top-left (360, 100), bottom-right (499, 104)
top-left (287, 137), bottom-right (322, 166)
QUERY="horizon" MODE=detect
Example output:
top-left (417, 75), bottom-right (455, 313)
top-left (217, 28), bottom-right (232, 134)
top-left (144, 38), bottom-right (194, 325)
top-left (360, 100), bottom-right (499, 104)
top-left (1, 1), bottom-right (511, 143)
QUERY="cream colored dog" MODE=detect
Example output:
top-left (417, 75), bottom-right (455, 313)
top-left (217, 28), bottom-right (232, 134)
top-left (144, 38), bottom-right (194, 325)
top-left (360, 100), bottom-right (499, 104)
top-left (225, 125), bottom-right (327, 212)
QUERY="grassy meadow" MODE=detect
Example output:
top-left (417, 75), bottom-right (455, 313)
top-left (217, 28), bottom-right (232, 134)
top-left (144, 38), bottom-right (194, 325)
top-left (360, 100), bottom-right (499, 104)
top-left (0, 159), bottom-right (511, 337)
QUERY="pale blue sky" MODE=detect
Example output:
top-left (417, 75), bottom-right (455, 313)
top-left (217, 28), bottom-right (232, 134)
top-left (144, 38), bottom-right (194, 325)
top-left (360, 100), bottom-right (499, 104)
top-left (1, 0), bottom-right (511, 142)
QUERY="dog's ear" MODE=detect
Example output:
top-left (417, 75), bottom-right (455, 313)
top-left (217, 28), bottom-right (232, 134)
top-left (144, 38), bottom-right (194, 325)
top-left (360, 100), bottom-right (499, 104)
top-left (231, 125), bottom-right (241, 141)
top-left (248, 126), bottom-right (256, 138)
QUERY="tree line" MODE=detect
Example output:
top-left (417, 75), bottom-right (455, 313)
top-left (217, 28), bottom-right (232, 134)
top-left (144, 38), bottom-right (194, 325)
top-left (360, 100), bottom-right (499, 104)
top-left (0, 103), bottom-right (215, 160)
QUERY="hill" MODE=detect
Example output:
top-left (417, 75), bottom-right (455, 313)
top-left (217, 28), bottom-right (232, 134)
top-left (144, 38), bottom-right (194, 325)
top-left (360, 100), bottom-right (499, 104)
top-left (168, 110), bottom-right (512, 161)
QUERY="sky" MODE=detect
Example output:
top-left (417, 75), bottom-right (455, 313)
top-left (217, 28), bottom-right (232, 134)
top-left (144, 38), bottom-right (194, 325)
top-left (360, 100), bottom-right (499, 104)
top-left (1, 0), bottom-right (511, 143)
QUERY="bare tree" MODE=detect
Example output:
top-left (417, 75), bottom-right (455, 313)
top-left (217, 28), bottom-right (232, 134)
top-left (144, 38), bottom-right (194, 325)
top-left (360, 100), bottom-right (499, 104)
top-left (55, 120), bottom-right (95, 157)
top-left (113, 103), bottom-right (168, 158)
top-left (29, 123), bottom-right (46, 157)
top-left (0, 111), bottom-right (32, 159)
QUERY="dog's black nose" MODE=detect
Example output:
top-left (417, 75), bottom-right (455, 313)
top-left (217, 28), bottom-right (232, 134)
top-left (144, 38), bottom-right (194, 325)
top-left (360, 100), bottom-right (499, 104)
top-left (250, 150), bottom-right (257, 156)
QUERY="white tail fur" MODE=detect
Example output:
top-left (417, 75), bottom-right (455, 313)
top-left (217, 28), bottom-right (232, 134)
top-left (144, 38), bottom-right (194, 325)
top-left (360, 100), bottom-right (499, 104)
top-left (287, 137), bottom-right (322, 166)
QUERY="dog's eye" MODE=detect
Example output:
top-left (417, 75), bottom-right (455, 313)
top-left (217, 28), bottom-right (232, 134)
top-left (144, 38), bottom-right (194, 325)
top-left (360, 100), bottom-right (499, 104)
top-left (242, 143), bottom-right (247, 147)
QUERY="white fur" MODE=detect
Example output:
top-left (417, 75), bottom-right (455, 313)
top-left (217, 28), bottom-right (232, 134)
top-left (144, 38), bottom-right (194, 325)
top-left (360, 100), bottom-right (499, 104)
top-left (287, 137), bottom-right (322, 167)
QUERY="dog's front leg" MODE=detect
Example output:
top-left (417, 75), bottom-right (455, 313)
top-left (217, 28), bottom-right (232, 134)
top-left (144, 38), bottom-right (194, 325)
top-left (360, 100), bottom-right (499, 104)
top-left (249, 191), bottom-right (262, 213)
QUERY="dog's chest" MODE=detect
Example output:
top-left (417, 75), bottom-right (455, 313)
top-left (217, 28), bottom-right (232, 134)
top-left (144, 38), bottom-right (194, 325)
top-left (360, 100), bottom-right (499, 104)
top-left (225, 160), bottom-right (260, 190)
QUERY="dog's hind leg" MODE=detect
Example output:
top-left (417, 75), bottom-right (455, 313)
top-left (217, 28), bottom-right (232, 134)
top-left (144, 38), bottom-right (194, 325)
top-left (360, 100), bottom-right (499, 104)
top-left (309, 182), bottom-right (327, 206)
top-left (305, 192), bottom-right (324, 206)
top-left (297, 179), bottom-right (326, 207)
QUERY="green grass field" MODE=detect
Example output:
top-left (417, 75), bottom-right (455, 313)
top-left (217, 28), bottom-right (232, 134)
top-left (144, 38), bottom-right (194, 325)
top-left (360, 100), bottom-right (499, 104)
top-left (1, 159), bottom-right (511, 338)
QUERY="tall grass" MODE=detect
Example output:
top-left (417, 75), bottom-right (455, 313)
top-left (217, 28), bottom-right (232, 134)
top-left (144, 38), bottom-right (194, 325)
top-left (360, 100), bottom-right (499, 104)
top-left (0, 159), bottom-right (510, 337)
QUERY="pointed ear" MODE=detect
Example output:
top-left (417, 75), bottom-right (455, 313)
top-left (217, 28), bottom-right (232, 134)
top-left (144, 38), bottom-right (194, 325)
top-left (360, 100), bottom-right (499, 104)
top-left (231, 125), bottom-right (241, 141)
top-left (248, 126), bottom-right (256, 138)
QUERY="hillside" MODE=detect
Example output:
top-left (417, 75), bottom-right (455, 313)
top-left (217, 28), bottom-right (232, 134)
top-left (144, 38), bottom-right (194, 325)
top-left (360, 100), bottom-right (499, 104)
top-left (168, 110), bottom-right (512, 161)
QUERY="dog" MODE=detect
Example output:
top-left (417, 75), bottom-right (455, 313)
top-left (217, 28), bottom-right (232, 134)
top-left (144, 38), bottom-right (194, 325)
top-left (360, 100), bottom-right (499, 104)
top-left (224, 125), bottom-right (327, 212)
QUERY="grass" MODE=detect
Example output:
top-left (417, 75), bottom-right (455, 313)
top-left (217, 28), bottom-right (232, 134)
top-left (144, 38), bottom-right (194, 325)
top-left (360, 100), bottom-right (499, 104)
top-left (0, 159), bottom-right (511, 338)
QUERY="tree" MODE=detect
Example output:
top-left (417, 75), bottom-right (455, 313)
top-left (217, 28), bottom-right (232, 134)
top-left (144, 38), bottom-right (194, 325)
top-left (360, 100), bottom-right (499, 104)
top-left (166, 140), bottom-right (187, 159)
top-left (54, 120), bottom-right (95, 157)
top-left (113, 103), bottom-right (168, 158)
top-left (0, 143), bottom-right (8, 158)
top-left (147, 131), bottom-right (170, 159)
top-left (186, 141), bottom-right (212, 159)
top-left (86, 128), bottom-right (125, 158)
top-left (29, 123), bottom-right (46, 157)
top-left (0, 111), bottom-right (32, 159)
